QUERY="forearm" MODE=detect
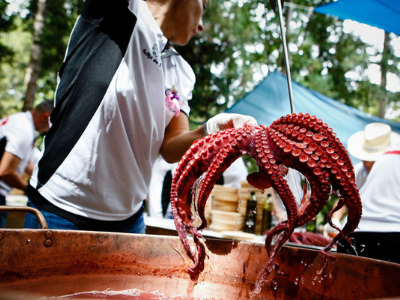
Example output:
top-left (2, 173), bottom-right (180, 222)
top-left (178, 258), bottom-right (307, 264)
top-left (160, 125), bottom-right (204, 163)
top-left (0, 172), bottom-right (27, 191)
top-left (332, 204), bottom-right (347, 221)
top-left (0, 151), bottom-right (26, 190)
top-left (24, 161), bottom-right (35, 177)
top-left (272, 192), bottom-right (287, 222)
top-left (160, 112), bottom-right (258, 163)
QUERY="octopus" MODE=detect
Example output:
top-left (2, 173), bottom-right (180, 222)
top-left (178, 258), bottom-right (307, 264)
top-left (289, 231), bottom-right (332, 248)
top-left (170, 113), bottom-right (362, 279)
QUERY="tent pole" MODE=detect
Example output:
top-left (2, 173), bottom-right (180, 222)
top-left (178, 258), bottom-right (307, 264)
top-left (276, 0), bottom-right (295, 114)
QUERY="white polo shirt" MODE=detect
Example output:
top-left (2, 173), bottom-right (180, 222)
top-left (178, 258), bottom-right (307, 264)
top-left (28, 0), bottom-right (194, 222)
top-left (0, 112), bottom-right (36, 197)
top-left (357, 144), bottom-right (400, 232)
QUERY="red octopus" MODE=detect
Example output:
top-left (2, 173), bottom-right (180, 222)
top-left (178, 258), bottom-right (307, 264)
top-left (170, 113), bottom-right (362, 279)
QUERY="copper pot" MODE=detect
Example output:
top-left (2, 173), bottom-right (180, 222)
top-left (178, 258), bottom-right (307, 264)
top-left (0, 207), bottom-right (400, 299)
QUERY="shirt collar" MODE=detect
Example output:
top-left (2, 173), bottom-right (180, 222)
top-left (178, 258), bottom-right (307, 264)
top-left (140, 1), bottom-right (168, 51)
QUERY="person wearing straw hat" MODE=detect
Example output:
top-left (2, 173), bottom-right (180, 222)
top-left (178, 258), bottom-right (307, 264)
top-left (325, 123), bottom-right (400, 229)
top-left (328, 123), bottom-right (400, 263)
top-left (338, 141), bottom-right (400, 264)
top-left (324, 123), bottom-right (400, 237)
top-left (346, 123), bottom-right (400, 190)
top-left (348, 123), bottom-right (400, 161)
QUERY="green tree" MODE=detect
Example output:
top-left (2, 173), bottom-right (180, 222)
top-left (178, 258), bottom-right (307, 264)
top-left (23, 0), bottom-right (47, 111)
top-left (176, 0), bottom-right (268, 124)
top-left (23, 0), bottom-right (84, 108)
top-left (1, 0), bottom-right (399, 122)
top-left (0, 1), bottom-right (18, 116)
top-left (0, 1), bottom-right (16, 63)
top-left (0, 18), bottom-right (30, 117)
top-left (0, 0), bottom-right (83, 117)
top-left (177, 0), bottom-right (399, 125)
top-left (283, 1), bottom-right (399, 120)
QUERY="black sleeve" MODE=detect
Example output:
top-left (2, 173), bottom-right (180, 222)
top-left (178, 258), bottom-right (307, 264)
top-left (36, 0), bottom-right (137, 188)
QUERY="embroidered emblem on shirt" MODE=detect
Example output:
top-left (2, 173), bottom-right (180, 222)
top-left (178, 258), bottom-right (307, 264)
top-left (165, 85), bottom-right (183, 117)
top-left (0, 117), bottom-right (9, 126)
top-left (143, 43), bottom-right (161, 67)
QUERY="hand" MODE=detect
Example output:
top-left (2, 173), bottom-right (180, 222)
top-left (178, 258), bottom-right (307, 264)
top-left (323, 218), bottom-right (342, 239)
top-left (204, 113), bottom-right (258, 135)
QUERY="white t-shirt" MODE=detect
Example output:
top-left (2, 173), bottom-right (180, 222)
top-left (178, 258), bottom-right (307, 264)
top-left (147, 156), bottom-right (174, 218)
top-left (0, 112), bottom-right (36, 197)
top-left (147, 157), bottom-right (247, 218)
top-left (28, 0), bottom-right (194, 222)
top-left (274, 168), bottom-right (305, 217)
top-left (357, 144), bottom-right (400, 232)
top-left (222, 158), bottom-right (249, 188)
top-left (353, 162), bottom-right (369, 190)
top-left (147, 44), bottom-right (195, 219)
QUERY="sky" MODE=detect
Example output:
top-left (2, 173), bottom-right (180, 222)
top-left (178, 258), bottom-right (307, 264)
top-left (342, 20), bottom-right (400, 93)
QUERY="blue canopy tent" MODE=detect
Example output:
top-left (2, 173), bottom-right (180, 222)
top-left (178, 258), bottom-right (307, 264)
top-left (314, 0), bottom-right (400, 36)
top-left (225, 71), bottom-right (400, 163)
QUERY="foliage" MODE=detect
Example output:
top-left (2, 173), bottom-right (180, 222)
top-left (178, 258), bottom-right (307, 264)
top-left (0, 17), bottom-right (31, 117)
top-left (177, 0), bottom-right (269, 125)
top-left (25, 0), bottom-right (84, 101)
top-left (177, 0), bottom-right (400, 126)
top-left (0, 0), bottom-right (399, 122)
top-left (0, 1), bottom-right (16, 64)
top-left (0, 1), bottom-right (18, 116)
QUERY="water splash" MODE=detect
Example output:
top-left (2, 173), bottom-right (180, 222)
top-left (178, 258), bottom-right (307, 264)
top-left (294, 277), bottom-right (299, 285)
top-left (190, 174), bottom-right (205, 228)
top-left (47, 288), bottom-right (208, 300)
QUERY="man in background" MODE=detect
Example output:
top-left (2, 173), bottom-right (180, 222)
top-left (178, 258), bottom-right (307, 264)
top-left (324, 123), bottom-right (400, 238)
top-left (0, 100), bottom-right (53, 227)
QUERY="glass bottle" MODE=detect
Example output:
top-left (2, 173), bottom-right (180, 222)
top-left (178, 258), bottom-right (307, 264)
top-left (244, 191), bottom-right (257, 234)
top-left (305, 218), bottom-right (317, 233)
top-left (261, 193), bottom-right (273, 234)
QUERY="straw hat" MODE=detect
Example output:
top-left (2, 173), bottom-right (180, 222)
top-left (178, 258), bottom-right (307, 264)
top-left (347, 123), bottom-right (400, 161)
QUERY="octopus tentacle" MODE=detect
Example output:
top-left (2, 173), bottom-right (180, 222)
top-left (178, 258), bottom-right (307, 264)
top-left (248, 128), bottom-right (299, 275)
top-left (321, 156), bottom-right (361, 253)
top-left (171, 127), bottom-right (260, 275)
top-left (171, 113), bottom-right (362, 279)
top-left (171, 130), bottom-right (236, 266)
top-left (269, 114), bottom-right (333, 225)
top-left (324, 191), bottom-right (362, 254)
top-left (195, 126), bottom-right (259, 230)
top-left (325, 198), bottom-right (349, 242)
top-left (265, 223), bottom-right (286, 256)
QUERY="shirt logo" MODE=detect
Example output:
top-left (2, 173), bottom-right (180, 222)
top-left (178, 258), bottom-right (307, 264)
top-left (165, 85), bottom-right (183, 117)
top-left (0, 117), bottom-right (9, 126)
top-left (143, 43), bottom-right (161, 67)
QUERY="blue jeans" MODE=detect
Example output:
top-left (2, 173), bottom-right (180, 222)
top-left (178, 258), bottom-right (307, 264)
top-left (24, 200), bottom-right (146, 234)
top-left (0, 195), bottom-right (7, 228)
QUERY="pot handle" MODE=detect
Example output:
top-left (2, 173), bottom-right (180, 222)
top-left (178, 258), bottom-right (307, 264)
top-left (0, 206), bottom-right (48, 229)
